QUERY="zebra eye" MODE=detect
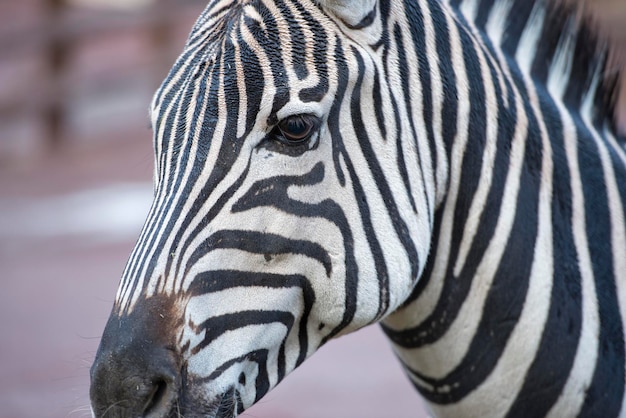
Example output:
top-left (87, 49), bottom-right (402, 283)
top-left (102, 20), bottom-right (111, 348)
top-left (276, 114), bottom-right (319, 145)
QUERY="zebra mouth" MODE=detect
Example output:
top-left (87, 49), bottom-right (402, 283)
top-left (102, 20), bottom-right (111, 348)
top-left (172, 386), bottom-right (242, 418)
top-left (212, 388), bottom-right (241, 418)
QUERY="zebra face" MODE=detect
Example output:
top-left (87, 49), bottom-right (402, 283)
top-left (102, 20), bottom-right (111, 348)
top-left (91, 0), bottom-right (431, 417)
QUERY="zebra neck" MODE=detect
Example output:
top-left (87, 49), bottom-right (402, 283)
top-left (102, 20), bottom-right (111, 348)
top-left (378, 0), bottom-right (626, 416)
top-left (446, 0), bottom-right (621, 133)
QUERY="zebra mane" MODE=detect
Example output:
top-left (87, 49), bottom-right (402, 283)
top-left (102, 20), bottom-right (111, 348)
top-left (452, 0), bottom-right (623, 134)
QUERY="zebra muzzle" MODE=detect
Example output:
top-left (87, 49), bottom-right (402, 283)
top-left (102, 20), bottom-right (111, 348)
top-left (89, 344), bottom-right (180, 417)
top-left (89, 296), bottom-right (185, 418)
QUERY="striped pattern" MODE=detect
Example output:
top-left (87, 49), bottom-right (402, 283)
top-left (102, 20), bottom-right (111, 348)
top-left (97, 0), bottom-right (626, 416)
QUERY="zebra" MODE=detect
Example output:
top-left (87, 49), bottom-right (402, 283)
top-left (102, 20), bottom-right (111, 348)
top-left (89, 0), bottom-right (626, 416)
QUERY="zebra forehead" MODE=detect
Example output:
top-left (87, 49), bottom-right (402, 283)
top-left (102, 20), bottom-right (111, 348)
top-left (190, 0), bottom-right (248, 39)
top-left (189, 0), bottom-right (320, 47)
top-left (181, 0), bottom-right (328, 91)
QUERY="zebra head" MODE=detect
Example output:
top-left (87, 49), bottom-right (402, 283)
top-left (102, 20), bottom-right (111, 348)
top-left (90, 0), bottom-right (438, 416)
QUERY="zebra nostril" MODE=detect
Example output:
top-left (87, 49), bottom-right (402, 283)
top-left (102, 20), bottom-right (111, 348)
top-left (90, 344), bottom-right (181, 418)
top-left (143, 378), bottom-right (176, 418)
top-left (90, 296), bottom-right (184, 418)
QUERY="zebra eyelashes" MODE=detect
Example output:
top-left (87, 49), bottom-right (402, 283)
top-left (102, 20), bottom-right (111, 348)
top-left (260, 113), bottom-right (322, 156)
top-left (272, 114), bottom-right (321, 146)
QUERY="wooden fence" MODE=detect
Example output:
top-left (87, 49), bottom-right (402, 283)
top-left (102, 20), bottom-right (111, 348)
top-left (0, 0), bottom-right (203, 158)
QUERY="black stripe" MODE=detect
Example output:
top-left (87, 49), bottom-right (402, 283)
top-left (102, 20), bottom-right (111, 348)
top-left (372, 67), bottom-right (386, 139)
top-left (506, 91), bottom-right (581, 417)
top-left (430, 1), bottom-right (458, 163)
top-left (275, 0), bottom-right (308, 80)
top-left (475, 0), bottom-right (496, 29)
top-left (501, 1), bottom-right (534, 54)
top-left (330, 38), bottom-right (349, 187)
top-left (196, 348), bottom-right (270, 403)
top-left (187, 270), bottom-right (316, 368)
top-left (392, 24), bottom-right (419, 214)
top-left (192, 311), bottom-right (294, 355)
top-left (191, 311), bottom-right (294, 402)
top-left (239, 34), bottom-right (265, 137)
top-left (186, 229), bottom-right (332, 278)
top-left (530, 3), bottom-right (567, 86)
top-left (576, 118), bottom-right (625, 417)
top-left (294, 0), bottom-right (330, 103)
top-left (251, 1), bottom-right (290, 118)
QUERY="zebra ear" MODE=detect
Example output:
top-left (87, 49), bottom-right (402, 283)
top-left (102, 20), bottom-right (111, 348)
top-left (317, 0), bottom-right (378, 29)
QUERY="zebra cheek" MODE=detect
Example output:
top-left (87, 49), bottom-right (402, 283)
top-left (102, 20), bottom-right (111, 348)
top-left (179, 274), bottom-right (313, 385)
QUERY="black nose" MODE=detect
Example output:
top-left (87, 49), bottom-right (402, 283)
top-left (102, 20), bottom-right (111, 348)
top-left (90, 299), bottom-right (182, 418)
top-left (90, 348), bottom-right (178, 417)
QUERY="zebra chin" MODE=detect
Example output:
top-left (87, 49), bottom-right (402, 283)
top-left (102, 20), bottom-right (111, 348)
top-left (172, 385), bottom-right (244, 418)
top-left (90, 381), bottom-right (242, 418)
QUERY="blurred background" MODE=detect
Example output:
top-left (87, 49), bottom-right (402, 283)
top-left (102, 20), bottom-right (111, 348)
top-left (0, 1), bottom-right (624, 417)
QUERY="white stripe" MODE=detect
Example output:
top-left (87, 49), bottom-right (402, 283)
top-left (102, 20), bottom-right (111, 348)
top-left (485, 0), bottom-right (513, 45)
top-left (547, 17), bottom-right (576, 99)
top-left (546, 103), bottom-right (600, 418)
top-left (515, 2), bottom-right (546, 74)
top-left (459, 0), bottom-right (480, 21)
